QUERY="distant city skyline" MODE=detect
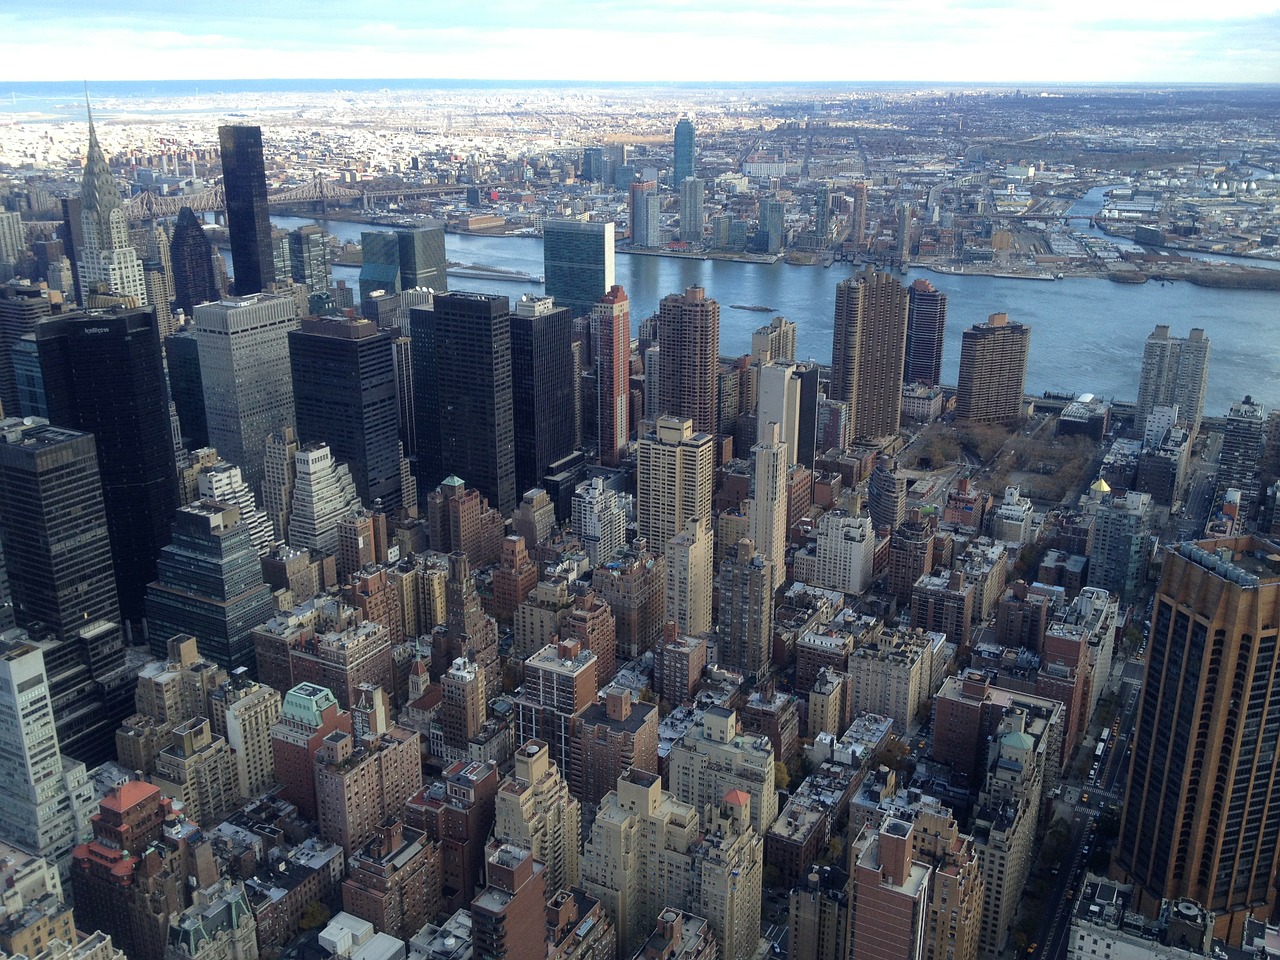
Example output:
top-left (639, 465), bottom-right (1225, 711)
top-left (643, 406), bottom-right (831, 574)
top-left (2, 1), bottom-right (1278, 84)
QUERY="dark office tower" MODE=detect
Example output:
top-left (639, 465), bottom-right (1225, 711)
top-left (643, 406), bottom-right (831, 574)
top-left (849, 183), bottom-right (868, 252)
top-left (674, 116), bottom-right (695, 185)
top-left (145, 500), bottom-right (274, 672)
top-left (391, 334), bottom-right (415, 459)
top-left (15, 318), bottom-right (73, 425)
top-left (510, 296), bottom-right (575, 497)
top-left (0, 283), bottom-right (51, 414)
top-left (399, 224), bottom-right (448, 291)
top-left (830, 266), bottom-right (909, 442)
top-left (218, 125), bottom-right (275, 295)
top-left (543, 220), bottom-right (616, 318)
top-left (0, 419), bottom-right (127, 764)
top-left (1115, 538), bottom-right (1280, 944)
top-left (36, 308), bottom-right (179, 629)
top-left (593, 285), bottom-right (630, 467)
top-left (288, 224), bottom-right (330, 292)
top-left (359, 227), bottom-right (447, 303)
top-left (581, 147), bottom-right (605, 183)
top-left (289, 315), bottom-right (404, 510)
top-left (657, 287), bottom-right (720, 437)
top-left (954, 312), bottom-right (1030, 426)
top-left (166, 328), bottom-right (207, 449)
top-left (58, 197), bottom-right (84, 305)
top-left (0, 534), bottom-right (11, 632)
top-left (169, 207), bottom-right (219, 318)
top-left (904, 279), bottom-right (946, 387)
top-left (411, 292), bottom-right (516, 514)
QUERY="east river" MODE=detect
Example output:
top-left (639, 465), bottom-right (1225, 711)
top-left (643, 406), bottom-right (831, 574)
top-left (270, 188), bottom-right (1280, 417)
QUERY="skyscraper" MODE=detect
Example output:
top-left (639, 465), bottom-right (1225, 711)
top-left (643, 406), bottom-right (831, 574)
top-left (904, 279), bottom-right (946, 386)
top-left (218, 125), bottom-right (275, 295)
top-left (0, 419), bottom-right (127, 764)
top-left (717, 540), bottom-right (774, 681)
top-left (145, 501), bottom-right (275, 672)
top-left (288, 224), bottom-right (330, 292)
top-left (287, 443), bottom-right (362, 555)
top-left (1216, 396), bottom-right (1266, 520)
top-left (665, 517), bottom-right (713, 637)
top-left (673, 116), bottom-right (695, 185)
top-left (511, 295), bottom-right (576, 497)
top-left (1136, 325), bottom-right (1211, 436)
top-left (1116, 537), bottom-right (1280, 943)
top-left (411, 292), bottom-right (516, 514)
top-left (636, 416), bottom-right (714, 551)
top-left (543, 220), bottom-right (616, 317)
top-left (36, 308), bottom-right (179, 629)
top-left (592, 285), bottom-right (630, 467)
top-left (830, 267), bottom-right (909, 442)
top-left (629, 180), bottom-right (659, 248)
top-left (679, 178), bottom-right (704, 245)
top-left (954, 312), bottom-right (1030, 425)
top-left (77, 110), bottom-right (147, 306)
top-left (289, 315), bottom-right (405, 510)
top-left (0, 632), bottom-right (96, 874)
top-left (359, 227), bottom-right (447, 303)
top-left (0, 284), bottom-right (51, 415)
top-left (194, 293), bottom-right (299, 495)
top-left (657, 287), bottom-right (719, 437)
top-left (169, 207), bottom-right (219, 318)
top-left (748, 421), bottom-right (788, 591)
top-left (166, 328), bottom-right (207, 449)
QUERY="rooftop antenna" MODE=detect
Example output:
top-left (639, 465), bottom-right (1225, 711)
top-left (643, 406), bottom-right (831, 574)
top-left (84, 80), bottom-right (93, 126)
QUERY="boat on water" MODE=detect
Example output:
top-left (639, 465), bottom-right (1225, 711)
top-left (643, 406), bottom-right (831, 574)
top-left (729, 304), bottom-right (775, 312)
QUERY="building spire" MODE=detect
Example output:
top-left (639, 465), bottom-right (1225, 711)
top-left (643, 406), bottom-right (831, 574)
top-left (80, 86), bottom-right (119, 223)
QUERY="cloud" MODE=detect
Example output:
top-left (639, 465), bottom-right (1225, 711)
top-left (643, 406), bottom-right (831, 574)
top-left (2, 1), bottom-right (1279, 82)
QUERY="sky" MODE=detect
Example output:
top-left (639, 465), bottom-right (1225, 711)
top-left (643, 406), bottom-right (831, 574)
top-left (3, 0), bottom-right (1280, 85)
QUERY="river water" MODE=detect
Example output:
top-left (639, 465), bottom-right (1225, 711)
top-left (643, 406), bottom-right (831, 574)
top-left (270, 187), bottom-right (1280, 416)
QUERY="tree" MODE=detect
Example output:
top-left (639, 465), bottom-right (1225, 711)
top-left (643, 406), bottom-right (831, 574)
top-left (775, 762), bottom-right (791, 791)
top-left (299, 901), bottom-right (331, 930)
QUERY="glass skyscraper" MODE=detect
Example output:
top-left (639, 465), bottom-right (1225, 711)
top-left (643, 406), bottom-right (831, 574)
top-left (543, 220), bottom-right (615, 318)
top-left (218, 125), bottom-right (275, 295)
top-left (674, 116), bottom-right (695, 185)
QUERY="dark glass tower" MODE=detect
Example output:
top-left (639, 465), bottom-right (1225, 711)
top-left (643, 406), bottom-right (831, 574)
top-left (289, 315), bottom-right (403, 510)
top-left (674, 116), bottom-right (695, 185)
top-left (57, 197), bottom-right (84, 306)
top-left (37, 308), bottom-right (180, 629)
top-left (144, 500), bottom-right (275, 672)
top-left (411, 292), bottom-right (515, 514)
top-left (0, 419), bottom-right (128, 764)
top-left (904, 279), bottom-right (947, 387)
top-left (543, 220), bottom-right (615, 318)
top-left (167, 328), bottom-right (207, 450)
top-left (358, 226), bottom-right (447, 303)
top-left (218, 125), bottom-right (275, 295)
top-left (169, 206), bottom-right (219, 317)
top-left (0, 284), bottom-right (52, 415)
top-left (510, 296), bottom-right (576, 497)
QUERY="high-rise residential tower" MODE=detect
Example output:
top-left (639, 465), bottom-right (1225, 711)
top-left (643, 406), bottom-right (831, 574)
top-left (954, 312), bottom-right (1030, 425)
top-left (636, 416), bottom-right (714, 550)
top-left (289, 315), bottom-right (405, 511)
top-left (543, 220), bottom-right (616, 317)
top-left (218, 125), bottom-right (275, 295)
top-left (194, 293), bottom-right (299, 494)
top-left (0, 419), bottom-right (127, 764)
top-left (510, 295), bottom-right (576, 497)
top-left (1136, 325), bottom-right (1211, 436)
top-left (77, 110), bottom-right (147, 306)
top-left (679, 178), bottom-right (704, 245)
top-left (748, 421), bottom-right (788, 592)
top-left (1115, 538), bottom-right (1280, 944)
top-left (830, 267), bottom-right (909, 442)
top-left (169, 207), bottom-right (219, 318)
top-left (288, 224), bottom-right (330, 292)
top-left (904, 279), bottom-right (946, 386)
top-left (629, 180), bottom-right (660, 248)
top-left (657, 287), bottom-right (719, 437)
top-left (411, 292), bottom-right (516, 514)
top-left (593, 284), bottom-right (630, 467)
top-left (673, 116), bottom-right (695, 185)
